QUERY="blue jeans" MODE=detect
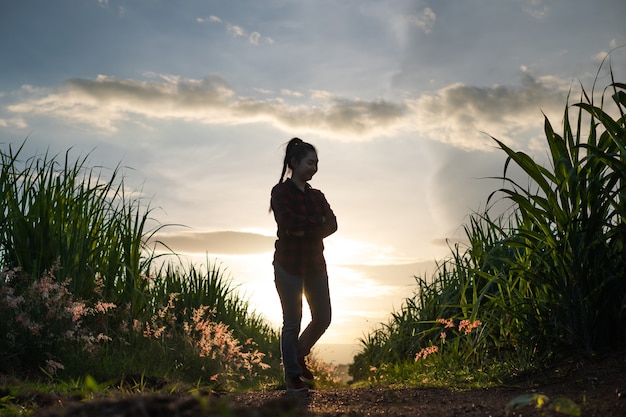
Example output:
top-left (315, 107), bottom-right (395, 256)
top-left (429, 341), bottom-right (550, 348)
top-left (274, 262), bottom-right (332, 380)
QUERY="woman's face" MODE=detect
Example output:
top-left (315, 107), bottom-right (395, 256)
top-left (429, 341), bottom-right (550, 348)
top-left (292, 150), bottom-right (318, 182)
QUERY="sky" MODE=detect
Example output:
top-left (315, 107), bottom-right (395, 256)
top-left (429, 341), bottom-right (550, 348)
top-left (1, 0), bottom-right (625, 363)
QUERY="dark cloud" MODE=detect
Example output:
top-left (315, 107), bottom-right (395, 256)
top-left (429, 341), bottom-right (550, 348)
top-left (8, 70), bottom-right (571, 150)
top-left (68, 74), bottom-right (234, 108)
top-left (153, 231), bottom-right (275, 255)
top-left (409, 71), bottom-right (568, 150)
top-left (8, 74), bottom-right (408, 139)
top-left (343, 260), bottom-right (439, 286)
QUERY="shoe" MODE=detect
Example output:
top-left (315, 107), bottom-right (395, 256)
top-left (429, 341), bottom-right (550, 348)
top-left (286, 376), bottom-right (308, 392)
top-left (298, 356), bottom-right (314, 384)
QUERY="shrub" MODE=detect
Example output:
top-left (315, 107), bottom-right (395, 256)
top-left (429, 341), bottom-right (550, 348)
top-left (0, 264), bottom-right (114, 374)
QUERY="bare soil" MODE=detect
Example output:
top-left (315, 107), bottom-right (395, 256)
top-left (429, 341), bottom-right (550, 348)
top-left (31, 352), bottom-right (625, 417)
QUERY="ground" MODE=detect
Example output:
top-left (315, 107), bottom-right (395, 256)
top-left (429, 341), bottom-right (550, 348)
top-left (27, 352), bottom-right (626, 417)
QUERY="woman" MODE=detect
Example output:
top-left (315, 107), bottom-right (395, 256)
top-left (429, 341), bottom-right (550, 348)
top-left (270, 137), bottom-right (338, 392)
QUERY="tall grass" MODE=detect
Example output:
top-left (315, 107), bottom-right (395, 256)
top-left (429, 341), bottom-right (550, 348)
top-left (351, 72), bottom-right (626, 383)
top-left (0, 141), bottom-right (160, 305)
top-left (0, 142), bottom-right (281, 388)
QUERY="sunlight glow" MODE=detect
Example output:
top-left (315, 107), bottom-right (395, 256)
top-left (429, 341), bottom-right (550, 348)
top-left (156, 249), bottom-right (408, 347)
top-left (323, 236), bottom-right (414, 266)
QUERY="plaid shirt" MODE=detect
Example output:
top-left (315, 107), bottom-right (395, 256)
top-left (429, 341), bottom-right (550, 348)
top-left (271, 178), bottom-right (337, 276)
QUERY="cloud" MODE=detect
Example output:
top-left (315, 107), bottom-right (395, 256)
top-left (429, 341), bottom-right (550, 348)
top-left (248, 32), bottom-right (261, 45)
top-left (407, 71), bottom-right (568, 150)
top-left (408, 7), bottom-right (436, 34)
top-left (6, 74), bottom-right (408, 139)
top-left (281, 89), bottom-right (304, 98)
top-left (329, 266), bottom-right (400, 299)
top-left (199, 15), bottom-right (273, 46)
top-left (227, 24), bottom-right (245, 37)
top-left (6, 71), bottom-right (569, 150)
top-left (0, 117), bottom-right (27, 128)
top-left (343, 260), bottom-right (439, 286)
top-left (522, 0), bottom-right (550, 19)
top-left (7, 74), bottom-right (236, 131)
top-left (152, 231), bottom-right (275, 255)
top-left (610, 38), bottom-right (618, 49)
top-left (263, 96), bottom-right (408, 139)
top-left (595, 50), bottom-right (610, 63)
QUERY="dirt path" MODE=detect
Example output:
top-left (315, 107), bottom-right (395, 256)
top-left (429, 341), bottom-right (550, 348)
top-left (235, 352), bottom-right (625, 416)
top-left (33, 353), bottom-right (625, 417)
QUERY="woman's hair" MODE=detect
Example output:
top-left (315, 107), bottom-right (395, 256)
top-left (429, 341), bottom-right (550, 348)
top-left (276, 137), bottom-right (317, 185)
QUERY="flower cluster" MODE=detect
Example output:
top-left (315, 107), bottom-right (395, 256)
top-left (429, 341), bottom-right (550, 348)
top-left (436, 317), bottom-right (482, 335)
top-left (183, 305), bottom-right (270, 383)
top-left (413, 317), bottom-right (484, 363)
top-left (303, 349), bottom-right (341, 385)
top-left (1, 265), bottom-right (116, 374)
top-left (143, 292), bottom-right (179, 339)
top-left (414, 345), bottom-right (439, 361)
top-left (129, 291), bottom-right (271, 383)
top-left (2, 263), bottom-right (272, 385)
top-left (436, 318), bottom-right (455, 328)
top-left (458, 319), bottom-right (482, 334)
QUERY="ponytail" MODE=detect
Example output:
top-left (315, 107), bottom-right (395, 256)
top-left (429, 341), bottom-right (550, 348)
top-left (276, 137), bottom-right (316, 185)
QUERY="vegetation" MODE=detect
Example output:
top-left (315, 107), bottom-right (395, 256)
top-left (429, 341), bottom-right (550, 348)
top-left (0, 141), bottom-right (289, 388)
top-left (1, 62), bottom-right (625, 416)
top-left (350, 70), bottom-right (626, 386)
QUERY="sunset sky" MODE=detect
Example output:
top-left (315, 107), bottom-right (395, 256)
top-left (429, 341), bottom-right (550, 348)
top-left (1, 0), bottom-right (625, 363)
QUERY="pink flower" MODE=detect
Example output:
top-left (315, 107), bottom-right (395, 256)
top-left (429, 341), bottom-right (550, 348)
top-left (436, 318), bottom-right (455, 328)
top-left (183, 306), bottom-right (269, 376)
top-left (95, 301), bottom-right (116, 314)
top-left (67, 302), bottom-right (86, 322)
top-left (458, 319), bottom-right (482, 334)
top-left (96, 333), bottom-right (112, 342)
top-left (415, 345), bottom-right (439, 361)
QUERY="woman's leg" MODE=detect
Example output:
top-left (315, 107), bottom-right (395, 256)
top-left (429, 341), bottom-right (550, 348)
top-left (274, 263), bottom-right (304, 379)
top-left (298, 270), bottom-right (332, 358)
